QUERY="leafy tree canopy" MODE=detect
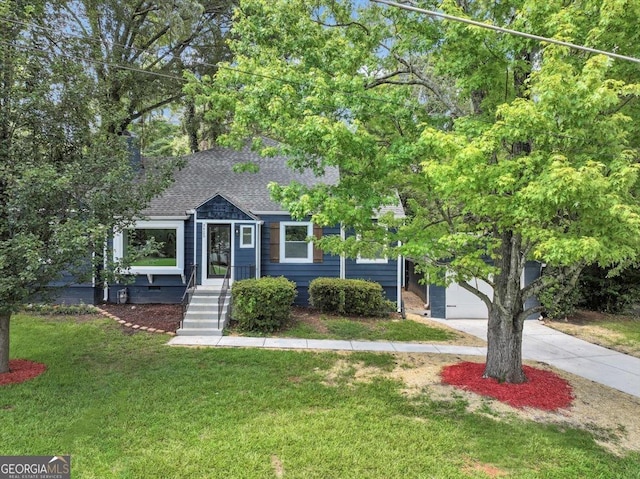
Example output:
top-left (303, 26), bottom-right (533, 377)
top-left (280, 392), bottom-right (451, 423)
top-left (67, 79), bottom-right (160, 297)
top-left (2, 0), bottom-right (237, 147)
top-left (0, 0), bottom-right (178, 372)
top-left (192, 0), bottom-right (640, 382)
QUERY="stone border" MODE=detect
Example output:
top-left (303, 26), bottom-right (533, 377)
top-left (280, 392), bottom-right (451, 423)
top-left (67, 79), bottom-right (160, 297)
top-left (95, 307), bottom-right (177, 336)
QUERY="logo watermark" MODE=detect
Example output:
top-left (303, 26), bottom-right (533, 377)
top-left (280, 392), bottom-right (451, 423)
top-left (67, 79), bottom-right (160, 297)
top-left (0, 456), bottom-right (70, 479)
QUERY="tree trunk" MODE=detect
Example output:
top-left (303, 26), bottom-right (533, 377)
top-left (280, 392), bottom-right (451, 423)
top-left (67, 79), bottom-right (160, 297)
top-left (483, 232), bottom-right (527, 383)
top-left (185, 100), bottom-right (199, 154)
top-left (0, 311), bottom-right (10, 374)
top-left (484, 307), bottom-right (526, 383)
top-left (483, 49), bottom-right (535, 384)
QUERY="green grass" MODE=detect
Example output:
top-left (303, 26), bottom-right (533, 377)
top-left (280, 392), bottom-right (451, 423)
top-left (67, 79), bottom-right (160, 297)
top-left (598, 317), bottom-right (640, 346)
top-left (131, 257), bottom-right (177, 266)
top-left (2, 314), bottom-right (639, 478)
top-left (280, 316), bottom-right (457, 342)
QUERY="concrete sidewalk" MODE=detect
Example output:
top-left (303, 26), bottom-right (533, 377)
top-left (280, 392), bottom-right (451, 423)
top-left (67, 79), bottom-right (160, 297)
top-left (168, 319), bottom-right (640, 399)
top-left (429, 317), bottom-right (640, 398)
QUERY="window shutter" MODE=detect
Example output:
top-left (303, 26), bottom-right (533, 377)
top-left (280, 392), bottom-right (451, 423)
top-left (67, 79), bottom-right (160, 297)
top-left (313, 224), bottom-right (323, 263)
top-left (270, 222), bottom-right (280, 263)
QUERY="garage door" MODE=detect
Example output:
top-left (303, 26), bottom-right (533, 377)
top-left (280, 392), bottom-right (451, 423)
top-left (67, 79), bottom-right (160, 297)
top-left (445, 279), bottom-right (493, 319)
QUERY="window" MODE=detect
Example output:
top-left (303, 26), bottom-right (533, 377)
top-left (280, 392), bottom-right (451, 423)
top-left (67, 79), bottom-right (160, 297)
top-left (239, 225), bottom-right (254, 248)
top-left (124, 228), bottom-right (177, 266)
top-left (280, 222), bottom-right (313, 263)
top-left (114, 220), bottom-right (184, 274)
top-left (356, 234), bottom-right (388, 264)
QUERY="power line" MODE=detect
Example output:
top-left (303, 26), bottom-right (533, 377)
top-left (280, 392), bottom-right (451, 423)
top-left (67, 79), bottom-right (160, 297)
top-left (371, 0), bottom-right (640, 64)
top-left (0, 16), bottom-right (420, 111)
top-left (0, 40), bottom-right (187, 83)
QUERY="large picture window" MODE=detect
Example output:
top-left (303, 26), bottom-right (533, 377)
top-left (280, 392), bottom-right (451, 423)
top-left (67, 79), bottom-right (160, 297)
top-left (114, 220), bottom-right (184, 274)
top-left (124, 228), bottom-right (177, 266)
top-left (280, 222), bottom-right (313, 263)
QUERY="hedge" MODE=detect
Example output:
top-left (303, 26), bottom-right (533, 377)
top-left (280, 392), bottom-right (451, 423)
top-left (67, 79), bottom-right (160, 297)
top-left (308, 278), bottom-right (393, 316)
top-left (231, 276), bottom-right (297, 332)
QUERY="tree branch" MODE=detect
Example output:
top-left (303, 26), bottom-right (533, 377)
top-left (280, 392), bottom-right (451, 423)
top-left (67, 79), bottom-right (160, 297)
top-left (459, 279), bottom-right (493, 309)
top-left (312, 19), bottom-right (370, 35)
top-left (129, 25), bottom-right (171, 63)
top-left (122, 92), bottom-right (185, 130)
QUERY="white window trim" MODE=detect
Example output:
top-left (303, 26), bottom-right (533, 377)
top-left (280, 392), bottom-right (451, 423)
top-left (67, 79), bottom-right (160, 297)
top-left (356, 256), bottom-right (389, 264)
top-left (280, 221), bottom-right (313, 264)
top-left (239, 225), bottom-right (255, 249)
top-left (355, 234), bottom-right (388, 264)
top-left (113, 220), bottom-right (185, 275)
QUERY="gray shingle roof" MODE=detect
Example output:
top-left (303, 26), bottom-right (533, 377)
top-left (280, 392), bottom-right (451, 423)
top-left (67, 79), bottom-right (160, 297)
top-left (142, 144), bottom-right (340, 217)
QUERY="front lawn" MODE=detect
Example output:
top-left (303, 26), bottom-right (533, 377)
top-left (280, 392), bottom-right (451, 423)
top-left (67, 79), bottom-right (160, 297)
top-left (2, 314), bottom-right (639, 478)
top-left (231, 308), bottom-right (462, 342)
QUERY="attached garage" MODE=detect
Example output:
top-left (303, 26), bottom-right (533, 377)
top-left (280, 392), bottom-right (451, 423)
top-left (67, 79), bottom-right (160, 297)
top-left (445, 278), bottom-right (492, 319)
top-left (427, 262), bottom-right (542, 320)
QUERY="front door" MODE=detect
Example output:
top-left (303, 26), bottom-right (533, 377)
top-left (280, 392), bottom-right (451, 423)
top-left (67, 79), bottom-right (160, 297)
top-left (206, 224), bottom-right (231, 284)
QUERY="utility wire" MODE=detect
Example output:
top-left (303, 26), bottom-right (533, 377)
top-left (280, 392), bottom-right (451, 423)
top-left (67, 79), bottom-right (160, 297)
top-left (0, 16), bottom-right (419, 111)
top-left (0, 40), bottom-right (187, 83)
top-left (371, 0), bottom-right (640, 64)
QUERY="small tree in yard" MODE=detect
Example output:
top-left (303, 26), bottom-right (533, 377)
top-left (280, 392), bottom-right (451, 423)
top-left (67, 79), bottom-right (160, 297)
top-left (0, 3), bottom-right (174, 373)
top-left (191, 0), bottom-right (640, 383)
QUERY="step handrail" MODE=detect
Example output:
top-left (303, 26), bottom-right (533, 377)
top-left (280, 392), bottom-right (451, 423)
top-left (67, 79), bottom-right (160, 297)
top-left (180, 264), bottom-right (197, 330)
top-left (217, 266), bottom-right (232, 329)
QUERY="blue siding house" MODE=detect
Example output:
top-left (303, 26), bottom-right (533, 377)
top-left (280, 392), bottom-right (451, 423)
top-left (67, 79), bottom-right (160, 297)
top-left (75, 143), bottom-right (405, 334)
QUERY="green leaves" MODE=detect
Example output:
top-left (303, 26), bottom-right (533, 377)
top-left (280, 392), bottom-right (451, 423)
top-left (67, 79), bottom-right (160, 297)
top-left (0, 1), bottom-right (178, 309)
top-left (194, 0), bottom-right (640, 293)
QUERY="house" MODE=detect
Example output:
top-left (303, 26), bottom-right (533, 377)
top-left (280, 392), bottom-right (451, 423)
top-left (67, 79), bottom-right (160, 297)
top-left (405, 258), bottom-right (542, 320)
top-left (54, 143), bottom-right (405, 334)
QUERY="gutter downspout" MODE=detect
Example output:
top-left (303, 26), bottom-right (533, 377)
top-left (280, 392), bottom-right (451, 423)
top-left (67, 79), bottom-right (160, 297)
top-left (102, 241), bottom-right (109, 302)
top-left (339, 225), bottom-right (346, 279)
top-left (256, 220), bottom-right (263, 278)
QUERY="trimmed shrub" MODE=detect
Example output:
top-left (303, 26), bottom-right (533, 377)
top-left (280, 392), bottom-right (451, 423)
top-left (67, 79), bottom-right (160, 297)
top-left (309, 278), bottom-right (393, 317)
top-left (231, 276), bottom-right (297, 332)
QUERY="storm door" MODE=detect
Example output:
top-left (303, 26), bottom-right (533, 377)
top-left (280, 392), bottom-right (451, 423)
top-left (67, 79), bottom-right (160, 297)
top-left (207, 224), bottom-right (231, 279)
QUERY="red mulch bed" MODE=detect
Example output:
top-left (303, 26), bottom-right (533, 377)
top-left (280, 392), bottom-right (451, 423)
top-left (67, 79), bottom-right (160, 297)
top-left (0, 359), bottom-right (47, 386)
top-left (441, 362), bottom-right (574, 411)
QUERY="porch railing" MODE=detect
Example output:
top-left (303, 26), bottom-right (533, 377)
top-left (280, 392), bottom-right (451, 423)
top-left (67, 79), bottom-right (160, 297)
top-left (217, 265), bottom-right (256, 329)
top-left (217, 266), bottom-right (231, 329)
top-left (180, 264), bottom-right (197, 329)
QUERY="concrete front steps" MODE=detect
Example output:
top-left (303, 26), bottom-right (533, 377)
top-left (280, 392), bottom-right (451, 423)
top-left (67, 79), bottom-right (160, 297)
top-left (177, 287), bottom-right (231, 337)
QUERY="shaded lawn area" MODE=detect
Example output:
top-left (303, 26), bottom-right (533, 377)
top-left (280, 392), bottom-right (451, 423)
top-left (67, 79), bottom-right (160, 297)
top-left (231, 308), bottom-right (459, 342)
top-left (2, 315), bottom-right (639, 478)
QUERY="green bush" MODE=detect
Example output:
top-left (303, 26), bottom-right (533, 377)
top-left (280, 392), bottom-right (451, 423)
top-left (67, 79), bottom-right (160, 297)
top-left (577, 265), bottom-right (640, 314)
top-left (308, 278), bottom-right (393, 317)
top-left (231, 276), bottom-right (297, 332)
top-left (538, 270), bottom-right (581, 319)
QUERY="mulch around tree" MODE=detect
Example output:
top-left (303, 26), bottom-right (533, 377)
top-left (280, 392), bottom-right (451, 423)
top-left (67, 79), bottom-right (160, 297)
top-left (441, 362), bottom-right (574, 411)
top-left (0, 360), bottom-right (47, 386)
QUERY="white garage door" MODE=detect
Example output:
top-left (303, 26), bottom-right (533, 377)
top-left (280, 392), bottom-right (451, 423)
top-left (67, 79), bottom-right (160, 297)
top-left (445, 279), bottom-right (493, 319)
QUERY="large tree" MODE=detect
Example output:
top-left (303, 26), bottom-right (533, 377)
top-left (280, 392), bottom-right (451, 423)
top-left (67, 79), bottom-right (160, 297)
top-left (0, 1), bottom-right (174, 373)
top-left (192, 0), bottom-right (640, 382)
top-left (21, 0), bottom-right (236, 146)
